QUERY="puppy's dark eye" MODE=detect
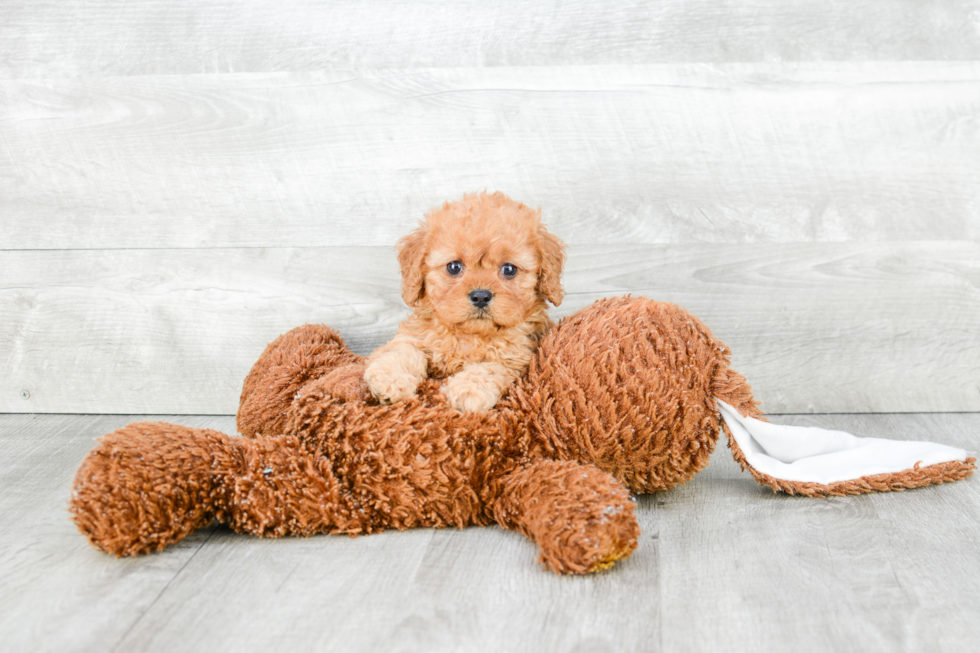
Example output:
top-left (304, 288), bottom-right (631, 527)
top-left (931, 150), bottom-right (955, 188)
top-left (446, 261), bottom-right (463, 276)
top-left (501, 263), bottom-right (518, 279)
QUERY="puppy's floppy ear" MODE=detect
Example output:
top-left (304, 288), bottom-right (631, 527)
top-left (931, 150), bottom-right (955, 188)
top-left (396, 223), bottom-right (427, 306)
top-left (536, 226), bottom-right (566, 306)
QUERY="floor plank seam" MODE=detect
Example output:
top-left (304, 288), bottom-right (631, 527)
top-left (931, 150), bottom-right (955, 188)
top-left (106, 524), bottom-right (219, 652)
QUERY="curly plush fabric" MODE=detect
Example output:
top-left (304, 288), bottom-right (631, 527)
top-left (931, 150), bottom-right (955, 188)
top-left (70, 296), bottom-right (975, 573)
top-left (719, 400), bottom-right (975, 497)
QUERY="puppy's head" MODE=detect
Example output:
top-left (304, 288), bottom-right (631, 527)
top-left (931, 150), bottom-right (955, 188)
top-left (397, 191), bottom-right (566, 335)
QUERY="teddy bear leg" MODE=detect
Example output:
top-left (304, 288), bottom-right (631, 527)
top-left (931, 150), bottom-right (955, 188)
top-left (71, 422), bottom-right (242, 556)
top-left (72, 421), bottom-right (371, 556)
top-left (488, 460), bottom-right (640, 574)
top-left (237, 324), bottom-right (367, 438)
top-left (218, 432), bottom-right (372, 539)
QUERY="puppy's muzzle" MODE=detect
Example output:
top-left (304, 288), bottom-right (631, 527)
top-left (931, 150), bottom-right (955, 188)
top-left (469, 289), bottom-right (493, 309)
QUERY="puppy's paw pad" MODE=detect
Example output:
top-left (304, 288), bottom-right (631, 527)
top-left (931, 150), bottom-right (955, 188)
top-left (364, 367), bottom-right (420, 405)
top-left (442, 379), bottom-right (498, 412)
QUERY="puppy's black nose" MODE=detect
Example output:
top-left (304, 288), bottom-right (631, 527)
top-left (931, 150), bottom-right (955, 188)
top-left (469, 289), bottom-right (493, 309)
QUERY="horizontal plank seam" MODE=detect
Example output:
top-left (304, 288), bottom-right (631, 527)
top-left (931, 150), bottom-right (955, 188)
top-left (2, 65), bottom-right (980, 86)
top-left (1, 239), bottom-right (975, 254)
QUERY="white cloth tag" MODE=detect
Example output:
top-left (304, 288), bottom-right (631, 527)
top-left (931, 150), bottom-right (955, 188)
top-left (716, 399), bottom-right (971, 485)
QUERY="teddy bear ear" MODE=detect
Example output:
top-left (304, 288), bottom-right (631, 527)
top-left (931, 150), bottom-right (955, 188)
top-left (536, 226), bottom-right (567, 306)
top-left (396, 223), bottom-right (428, 306)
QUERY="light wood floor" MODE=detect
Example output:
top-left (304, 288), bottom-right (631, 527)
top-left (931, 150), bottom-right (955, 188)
top-left (2, 412), bottom-right (977, 652)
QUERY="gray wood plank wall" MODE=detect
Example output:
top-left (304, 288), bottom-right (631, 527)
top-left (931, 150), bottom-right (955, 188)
top-left (1, 1), bottom-right (978, 414)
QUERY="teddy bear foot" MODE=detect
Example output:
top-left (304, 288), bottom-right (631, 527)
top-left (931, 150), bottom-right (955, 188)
top-left (70, 422), bottom-right (240, 556)
top-left (490, 460), bottom-right (640, 574)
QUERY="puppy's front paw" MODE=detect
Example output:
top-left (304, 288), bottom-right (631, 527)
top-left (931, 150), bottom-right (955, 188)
top-left (364, 362), bottom-right (420, 405)
top-left (441, 371), bottom-right (501, 412)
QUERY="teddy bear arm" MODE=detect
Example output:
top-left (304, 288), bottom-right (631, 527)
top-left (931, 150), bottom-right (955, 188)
top-left (487, 460), bottom-right (640, 574)
top-left (238, 324), bottom-right (364, 438)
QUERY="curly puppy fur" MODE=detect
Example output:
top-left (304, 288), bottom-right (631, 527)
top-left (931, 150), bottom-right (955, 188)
top-left (365, 191), bottom-right (566, 412)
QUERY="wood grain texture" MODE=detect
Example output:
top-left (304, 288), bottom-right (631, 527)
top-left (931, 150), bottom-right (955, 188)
top-left (2, 63), bottom-right (978, 249)
top-left (657, 412), bottom-right (980, 653)
top-left (0, 414), bottom-right (231, 653)
top-left (2, 0), bottom-right (980, 79)
top-left (2, 413), bottom-right (977, 652)
top-left (2, 241), bottom-right (977, 414)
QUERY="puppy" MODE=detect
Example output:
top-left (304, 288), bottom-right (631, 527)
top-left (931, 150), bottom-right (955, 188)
top-left (364, 191), bottom-right (566, 412)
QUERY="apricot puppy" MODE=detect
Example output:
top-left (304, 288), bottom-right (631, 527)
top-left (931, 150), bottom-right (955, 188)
top-left (364, 191), bottom-right (566, 412)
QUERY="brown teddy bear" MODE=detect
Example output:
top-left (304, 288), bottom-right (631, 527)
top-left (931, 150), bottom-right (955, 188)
top-left (69, 297), bottom-right (975, 574)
